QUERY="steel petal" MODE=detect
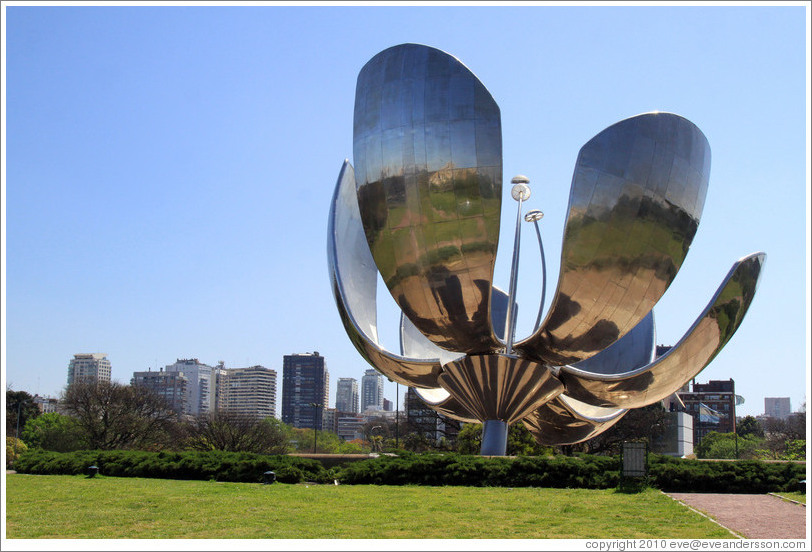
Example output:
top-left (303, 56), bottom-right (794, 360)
top-left (328, 160), bottom-right (443, 388)
top-left (557, 252), bottom-right (766, 408)
top-left (517, 112), bottom-right (711, 364)
top-left (354, 43), bottom-right (503, 354)
top-left (523, 395), bottom-right (627, 445)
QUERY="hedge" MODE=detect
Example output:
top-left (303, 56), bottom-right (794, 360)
top-left (647, 455), bottom-right (805, 493)
top-left (333, 453), bottom-right (621, 488)
top-left (12, 450), bottom-right (805, 493)
top-left (13, 449), bottom-right (331, 484)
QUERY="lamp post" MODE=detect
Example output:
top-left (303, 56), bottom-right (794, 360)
top-left (480, 176), bottom-right (532, 456)
top-left (504, 176), bottom-right (531, 355)
top-left (309, 402), bottom-right (322, 453)
top-left (395, 382), bottom-right (399, 449)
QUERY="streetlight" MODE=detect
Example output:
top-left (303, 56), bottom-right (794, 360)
top-left (504, 175), bottom-right (531, 354)
top-left (395, 382), bottom-right (399, 449)
top-left (309, 402), bottom-right (323, 453)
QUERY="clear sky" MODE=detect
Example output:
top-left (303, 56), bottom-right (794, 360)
top-left (2, 2), bottom-right (809, 419)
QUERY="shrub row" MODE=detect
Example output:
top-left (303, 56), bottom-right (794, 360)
top-left (648, 455), bottom-right (805, 493)
top-left (334, 453), bottom-right (621, 488)
top-left (13, 449), bottom-right (331, 484)
top-left (13, 450), bottom-right (805, 493)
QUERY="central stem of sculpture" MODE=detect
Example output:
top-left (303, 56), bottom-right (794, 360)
top-left (479, 177), bottom-right (532, 456)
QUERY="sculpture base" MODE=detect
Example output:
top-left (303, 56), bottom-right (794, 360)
top-left (480, 419), bottom-right (508, 456)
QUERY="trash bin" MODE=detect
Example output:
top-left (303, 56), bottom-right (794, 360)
top-left (263, 471), bottom-right (276, 484)
top-left (87, 465), bottom-right (99, 478)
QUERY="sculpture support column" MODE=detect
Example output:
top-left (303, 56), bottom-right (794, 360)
top-left (480, 419), bottom-right (508, 456)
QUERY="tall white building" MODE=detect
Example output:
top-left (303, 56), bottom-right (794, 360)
top-left (764, 397), bottom-right (792, 420)
top-left (67, 353), bottom-right (112, 385)
top-left (215, 364), bottom-right (277, 419)
top-left (361, 369), bottom-right (384, 412)
top-left (164, 359), bottom-right (216, 415)
top-left (336, 377), bottom-right (359, 414)
top-left (131, 369), bottom-right (191, 414)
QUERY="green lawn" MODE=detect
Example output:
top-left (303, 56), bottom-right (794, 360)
top-left (773, 491), bottom-right (806, 504)
top-left (5, 474), bottom-right (735, 539)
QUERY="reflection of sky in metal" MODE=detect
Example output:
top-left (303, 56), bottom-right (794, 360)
top-left (330, 43), bottom-right (766, 446)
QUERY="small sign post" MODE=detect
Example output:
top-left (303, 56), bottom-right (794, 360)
top-left (621, 441), bottom-right (647, 480)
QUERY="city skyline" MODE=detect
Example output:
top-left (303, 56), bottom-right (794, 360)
top-left (3, 5), bottom-right (809, 418)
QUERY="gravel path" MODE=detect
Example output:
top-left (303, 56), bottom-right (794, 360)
top-left (667, 493), bottom-right (807, 539)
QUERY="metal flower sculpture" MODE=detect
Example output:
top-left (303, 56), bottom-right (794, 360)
top-left (328, 44), bottom-right (765, 455)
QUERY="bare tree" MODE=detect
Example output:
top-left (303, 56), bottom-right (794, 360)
top-left (581, 404), bottom-right (670, 455)
top-left (61, 381), bottom-right (179, 450)
top-left (184, 412), bottom-right (289, 454)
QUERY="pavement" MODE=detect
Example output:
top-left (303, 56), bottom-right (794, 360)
top-left (667, 492), bottom-right (807, 539)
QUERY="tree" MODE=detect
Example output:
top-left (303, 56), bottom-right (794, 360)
top-left (21, 412), bottom-right (85, 452)
top-left (6, 390), bottom-right (40, 436)
top-left (456, 422), bottom-right (553, 456)
top-left (288, 427), bottom-right (365, 453)
top-left (184, 413), bottom-right (290, 454)
top-left (737, 415), bottom-right (764, 438)
top-left (762, 407), bottom-right (807, 459)
top-left (6, 437), bottom-right (28, 468)
top-left (582, 404), bottom-right (670, 455)
top-left (61, 381), bottom-right (180, 450)
top-left (696, 431), bottom-right (763, 459)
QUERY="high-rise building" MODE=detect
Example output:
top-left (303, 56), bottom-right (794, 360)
top-left (322, 407), bottom-right (338, 433)
top-left (405, 387), bottom-right (460, 443)
top-left (132, 369), bottom-right (191, 414)
top-left (678, 379), bottom-right (737, 446)
top-left (336, 377), bottom-right (359, 414)
top-left (281, 352), bottom-right (329, 430)
top-left (164, 359), bottom-right (216, 415)
top-left (67, 353), bottom-right (112, 385)
top-left (361, 369), bottom-right (384, 412)
top-left (216, 365), bottom-right (277, 419)
top-left (383, 398), bottom-right (393, 412)
top-left (764, 397), bottom-right (792, 420)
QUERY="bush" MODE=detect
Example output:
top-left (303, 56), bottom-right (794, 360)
top-left (334, 453), bottom-right (621, 488)
top-left (6, 437), bottom-right (28, 468)
top-left (13, 449), bottom-right (331, 484)
top-left (647, 455), bottom-right (805, 493)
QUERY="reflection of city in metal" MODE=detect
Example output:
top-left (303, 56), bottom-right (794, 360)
top-left (328, 43), bottom-right (765, 455)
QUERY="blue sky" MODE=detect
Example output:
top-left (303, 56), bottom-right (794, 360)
top-left (3, 3), bottom-right (809, 419)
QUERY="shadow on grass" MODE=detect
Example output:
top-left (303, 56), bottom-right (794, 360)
top-left (615, 478), bottom-right (649, 494)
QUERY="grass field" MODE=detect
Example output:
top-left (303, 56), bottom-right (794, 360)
top-left (774, 491), bottom-right (806, 504)
top-left (4, 474), bottom-right (735, 539)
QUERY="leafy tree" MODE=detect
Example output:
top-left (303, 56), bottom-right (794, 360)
top-left (783, 439), bottom-right (806, 461)
top-left (61, 381), bottom-right (180, 450)
top-left (21, 412), bottom-right (85, 452)
top-left (695, 431), bottom-right (763, 459)
top-left (184, 413), bottom-right (290, 454)
top-left (6, 437), bottom-right (28, 468)
top-left (6, 390), bottom-right (40, 436)
top-left (762, 406), bottom-right (807, 459)
top-left (456, 422), bottom-right (552, 456)
top-left (737, 415), bottom-right (764, 438)
top-left (288, 427), bottom-right (365, 453)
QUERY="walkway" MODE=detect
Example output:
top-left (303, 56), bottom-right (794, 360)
top-left (667, 493), bottom-right (807, 539)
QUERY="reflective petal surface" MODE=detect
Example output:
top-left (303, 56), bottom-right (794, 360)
top-left (354, 43), bottom-right (503, 354)
top-left (437, 354), bottom-right (564, 423)
top-left (517, 113), bottom-right (711, 365)
top-left (559, 253), bottom-right (766, 408)
top-left (328, 160), bottom-right (443, 388)
top-left (523, 395), bottom-right (627, 445)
